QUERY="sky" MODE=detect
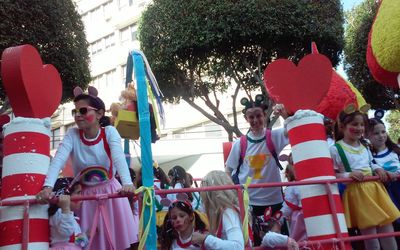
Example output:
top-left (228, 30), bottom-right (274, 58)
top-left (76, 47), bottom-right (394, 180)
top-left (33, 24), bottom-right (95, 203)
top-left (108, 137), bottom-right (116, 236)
top-left (336, 0), bottom-right (366, 79)
top-left (341, 0), bottom-right (364, 11)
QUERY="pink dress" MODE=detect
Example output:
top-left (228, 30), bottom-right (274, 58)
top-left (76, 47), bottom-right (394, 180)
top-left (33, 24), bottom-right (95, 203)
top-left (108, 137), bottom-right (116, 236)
top-left (44, 127), bottom-right (139, 250)
top-left (282, 186), bottom-right (307, 242)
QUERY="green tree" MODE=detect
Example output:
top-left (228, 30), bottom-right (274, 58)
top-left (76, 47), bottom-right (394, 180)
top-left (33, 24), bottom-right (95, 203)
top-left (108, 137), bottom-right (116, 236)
top-left (343, 0), bottom-right (399, 109)
top-left (387, 110), bottom-right (400, 143)
top-left (140, 0), bottom-right (344, 140)
top-left (0, 0), bottom-right (91, 108)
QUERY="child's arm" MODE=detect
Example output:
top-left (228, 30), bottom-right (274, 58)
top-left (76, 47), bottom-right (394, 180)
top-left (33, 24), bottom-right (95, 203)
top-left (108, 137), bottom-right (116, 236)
top-left (44, 130), bottom-right (74, 187)
top-left (193, 208), bottom-right (244, 250)
top-left (369, 150), bottom-right (389, 182)
top-left (166, 182), bottom-right (183, 201)
top-left (50, 196), bottom-right (75, 238)
top-left (329, 146), bottom-right (349, 178)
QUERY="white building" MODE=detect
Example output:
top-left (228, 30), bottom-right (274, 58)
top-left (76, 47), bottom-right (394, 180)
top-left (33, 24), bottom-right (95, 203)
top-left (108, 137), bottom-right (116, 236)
top-left (50, 0), bottom-right (285, 178)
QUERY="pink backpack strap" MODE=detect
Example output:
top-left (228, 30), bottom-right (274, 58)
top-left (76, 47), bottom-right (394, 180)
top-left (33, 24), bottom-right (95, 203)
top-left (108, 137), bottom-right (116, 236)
top-left (266, 129), bottom-right (283, 170)
top-left (265, 129), bottom-right (275, 155)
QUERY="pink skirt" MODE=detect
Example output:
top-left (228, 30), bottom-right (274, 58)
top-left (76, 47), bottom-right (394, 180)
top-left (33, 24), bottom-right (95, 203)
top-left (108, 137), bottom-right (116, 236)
top-left (50, 242), bottom-right (81, 250)
top-left (80, 178), bottom-right (139, 250)
top-left (290, 210), bottom-right (307, 242)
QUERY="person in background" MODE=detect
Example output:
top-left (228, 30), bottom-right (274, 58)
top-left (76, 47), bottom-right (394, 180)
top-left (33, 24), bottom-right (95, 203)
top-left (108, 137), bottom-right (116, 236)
top-left (225, 95), bottom-right (289, 246)
top-left (368, 118), bottom-right (400, 245)
top-left (168, 165), bottom-right (193, 202)
top-left (281, 159), bottom-right (307, 243)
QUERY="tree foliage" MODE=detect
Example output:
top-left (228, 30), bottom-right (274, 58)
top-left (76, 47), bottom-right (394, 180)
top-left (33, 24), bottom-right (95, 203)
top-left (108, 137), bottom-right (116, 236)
top-left (0, 0), bottom-right (91, 106)
top-left (343, 0), bottom-right (399, 110)
top-left (387, 110), bottom-right (400, 143)
top-left (139, 0), bottom-right (344, 140)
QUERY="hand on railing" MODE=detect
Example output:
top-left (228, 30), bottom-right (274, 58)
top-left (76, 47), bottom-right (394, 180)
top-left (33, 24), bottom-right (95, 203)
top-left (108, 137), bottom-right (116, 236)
top-left (349, 171), bottom-right (364, 182)
top-left (375, 168), bottom-right (389, 182)
top-left (119, 184), bottom-right (135, 196)
top-left (36, 186), bottom-right (54, 204)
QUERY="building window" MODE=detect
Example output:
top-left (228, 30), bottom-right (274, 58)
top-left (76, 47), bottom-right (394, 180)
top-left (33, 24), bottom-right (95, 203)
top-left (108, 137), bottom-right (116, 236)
top-left (105, 33), bottom-right (115, 48)
top-left (92, 70), bottom-right (116, 89)
top-left (119, 0), bottom-right (133, 9)
top-left (105, 70), bottom-right (116, 87)
top-left (103, 1), bottom-right (113, 20)
top-left (120, 24), bottom-right (137, 46)
top-left (121, 64), bottom-right (127, 84)
top-left (90, 6), bottom-right (103, 23)
top-left (51, 128), bottom-right (61, 149)
top-left (81, 1), bottom-right (113, 25)
top-left (90, 33), bottom-right (115, 56)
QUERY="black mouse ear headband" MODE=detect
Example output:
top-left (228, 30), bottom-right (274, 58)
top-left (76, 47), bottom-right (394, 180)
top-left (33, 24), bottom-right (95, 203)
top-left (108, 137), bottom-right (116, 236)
top-left (374, 109), bottom-right (385, 120)
top-left (241, 94), bottom-right (267, 114)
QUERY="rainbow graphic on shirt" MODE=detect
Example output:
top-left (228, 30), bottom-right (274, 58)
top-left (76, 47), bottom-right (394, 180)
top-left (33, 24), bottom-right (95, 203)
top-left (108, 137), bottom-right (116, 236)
top-left (80, 166), bottom-right (110, 186)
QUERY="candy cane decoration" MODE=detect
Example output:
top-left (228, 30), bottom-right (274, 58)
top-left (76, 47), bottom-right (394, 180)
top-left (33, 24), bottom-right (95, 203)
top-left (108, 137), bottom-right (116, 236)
top-left (0, 118), bottom-right (51, 250)
top-left (286, 111), bottom-right (350, 248)
top-left (0, 44), bottom-right (62, 250)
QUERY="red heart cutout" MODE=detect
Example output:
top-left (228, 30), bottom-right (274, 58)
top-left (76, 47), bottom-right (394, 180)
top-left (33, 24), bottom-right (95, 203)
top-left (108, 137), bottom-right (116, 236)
top-left (264, 54), bottom-right (332, 114)
top-left (1, 44), bottom-right (62, 118)
top-left (0, 115), bottom-right (10, 132)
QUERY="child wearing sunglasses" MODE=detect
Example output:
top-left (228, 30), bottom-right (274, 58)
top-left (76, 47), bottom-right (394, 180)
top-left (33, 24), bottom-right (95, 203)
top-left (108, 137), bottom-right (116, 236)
top-left (159, 200), bottom-right (207, 250)
top-left (37, 86), bottom-right (138, 250)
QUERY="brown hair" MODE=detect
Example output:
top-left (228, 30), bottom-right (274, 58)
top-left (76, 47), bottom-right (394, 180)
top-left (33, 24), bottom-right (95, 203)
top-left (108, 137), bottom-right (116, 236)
top-left (334, 110), bottom-right (368, 142)
top-left (368, 118), bottom-right (400, 155)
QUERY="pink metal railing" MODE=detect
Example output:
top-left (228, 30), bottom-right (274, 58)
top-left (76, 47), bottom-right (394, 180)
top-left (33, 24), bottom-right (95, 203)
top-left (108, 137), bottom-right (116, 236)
top-left (1, 175), bottom-right (399, 250)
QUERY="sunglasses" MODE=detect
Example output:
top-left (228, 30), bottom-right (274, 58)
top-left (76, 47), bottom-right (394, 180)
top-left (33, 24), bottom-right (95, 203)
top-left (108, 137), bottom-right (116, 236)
top-left (71, 106), bottom-right (98, 116)
top-left (169, 200), bottom-right (193, 211)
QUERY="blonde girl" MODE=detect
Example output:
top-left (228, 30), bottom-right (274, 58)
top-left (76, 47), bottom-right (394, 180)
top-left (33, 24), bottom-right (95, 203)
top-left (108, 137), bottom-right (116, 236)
top-left (191, 170), bottom-right (244, 249)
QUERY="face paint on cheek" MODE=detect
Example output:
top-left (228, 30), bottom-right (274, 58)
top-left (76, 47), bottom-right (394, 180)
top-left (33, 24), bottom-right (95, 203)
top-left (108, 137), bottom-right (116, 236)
top-left (85, 114), bottom-right (95, 123)
top-left (348, 127), bottom-right (360, 134)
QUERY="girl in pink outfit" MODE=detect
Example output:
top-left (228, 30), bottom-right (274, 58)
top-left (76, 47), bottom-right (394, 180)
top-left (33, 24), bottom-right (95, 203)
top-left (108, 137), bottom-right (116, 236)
top-left (281, 159), bottom-right (307, 242)
top-left (37, 87), bottom-right (138, 250)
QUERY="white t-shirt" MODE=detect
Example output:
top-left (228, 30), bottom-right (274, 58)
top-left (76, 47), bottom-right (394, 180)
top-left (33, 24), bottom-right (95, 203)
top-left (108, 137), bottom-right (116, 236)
top-left (226, 128), bottom-right (288, 206)
top-left (44, 126), bottom-right (132, 187)
top-left (330, 140), bottom-right (381, 178)
top-left (49, 209), bottom-right (82, 245)
top-left (281, 186), bottom-right (302, 218)
top-left (373, 148), bottom-right (400, 173)
top-left (203, 208), bottom-right (244, 250)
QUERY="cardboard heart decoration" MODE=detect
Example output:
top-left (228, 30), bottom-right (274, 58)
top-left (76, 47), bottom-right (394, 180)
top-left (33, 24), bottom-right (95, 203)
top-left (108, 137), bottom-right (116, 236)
top-left (264, 54), bottom-right (332, 114)
top-left (1, 44), bottom-right (62, 118)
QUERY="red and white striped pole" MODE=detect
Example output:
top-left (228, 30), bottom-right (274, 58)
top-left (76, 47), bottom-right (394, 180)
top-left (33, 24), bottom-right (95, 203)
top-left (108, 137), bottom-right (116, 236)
top-left (0, 118), bottom-right (51, 249)
top-left (286, 110), bottom-right (350, 249)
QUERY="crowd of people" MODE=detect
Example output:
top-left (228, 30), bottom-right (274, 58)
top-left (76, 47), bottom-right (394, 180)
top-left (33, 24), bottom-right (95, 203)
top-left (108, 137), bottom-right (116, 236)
top-left (26, 87), bottom-right (399, 250)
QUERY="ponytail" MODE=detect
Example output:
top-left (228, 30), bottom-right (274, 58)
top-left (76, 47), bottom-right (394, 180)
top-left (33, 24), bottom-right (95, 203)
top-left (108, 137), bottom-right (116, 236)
top-left (100, 116), bottom-right (111, 127)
